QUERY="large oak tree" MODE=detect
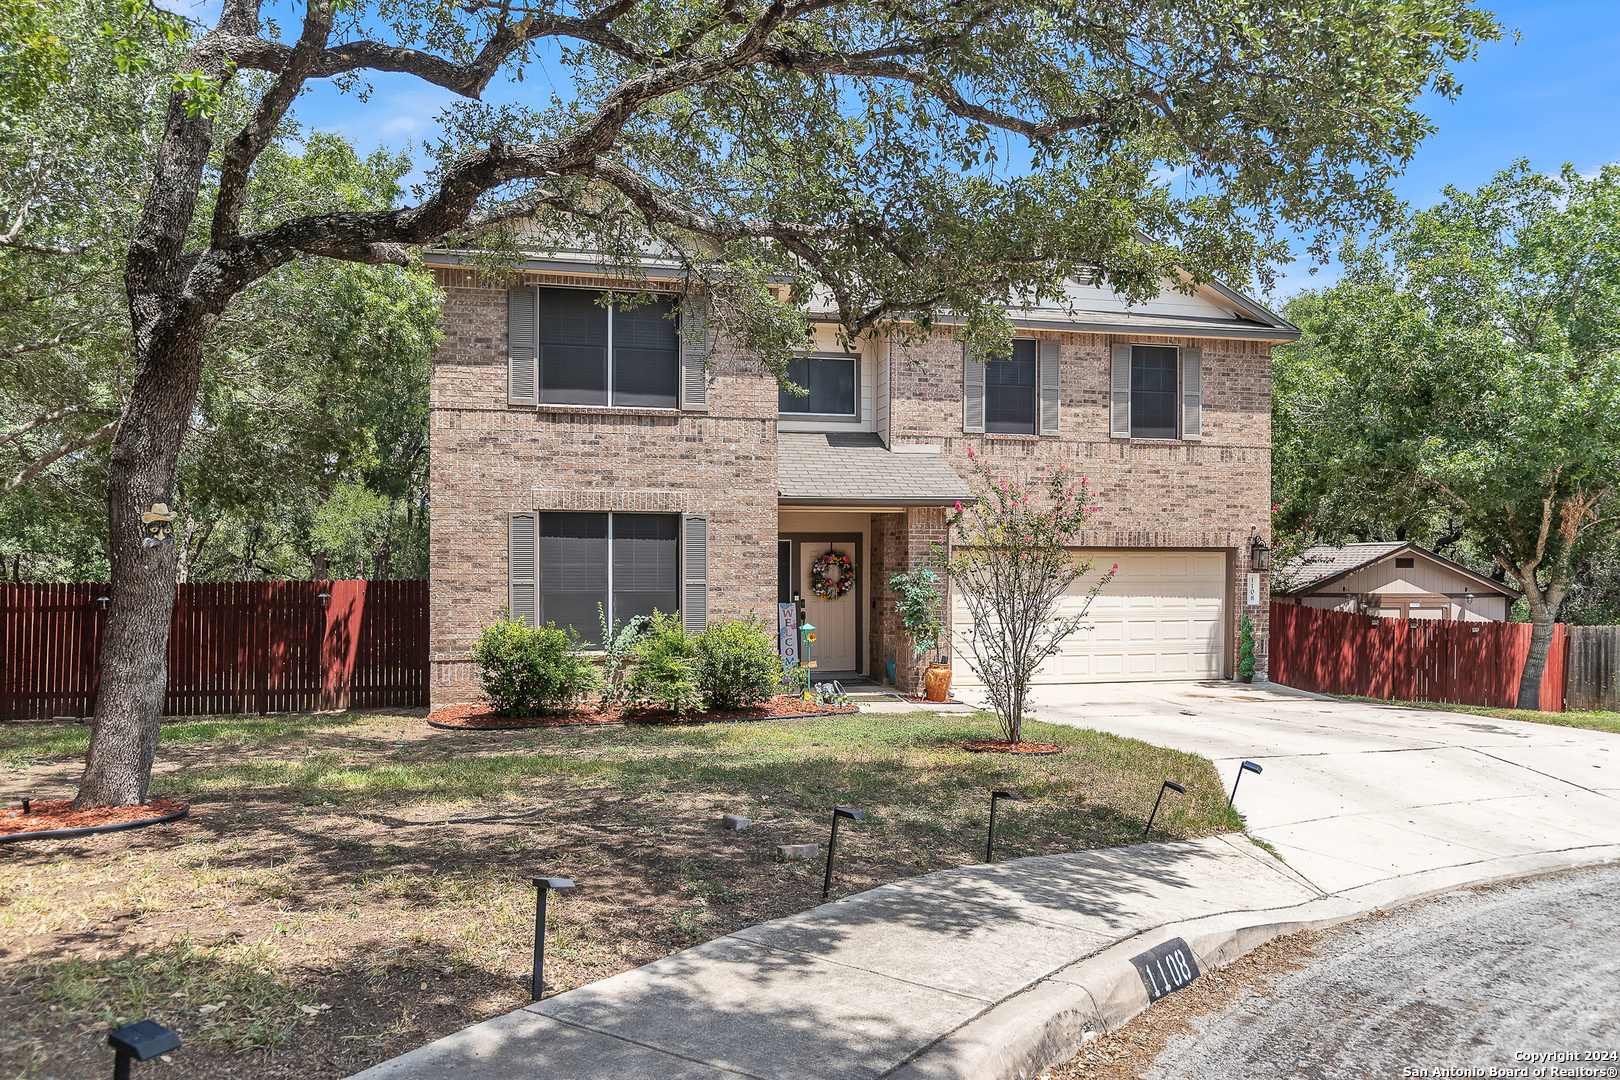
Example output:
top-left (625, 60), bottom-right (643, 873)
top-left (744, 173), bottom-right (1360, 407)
top-left (22, 0), bottom-right (1497, 805)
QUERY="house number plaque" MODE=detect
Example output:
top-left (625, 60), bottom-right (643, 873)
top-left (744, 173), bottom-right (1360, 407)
top-left (1130, 937), bottom-right (1200, 1003)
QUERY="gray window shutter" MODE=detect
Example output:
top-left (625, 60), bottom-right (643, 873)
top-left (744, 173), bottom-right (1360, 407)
top-left (508, 285), bottom-right (537, 405)
top-left (682, 514), bottom-right (709, 635)
top-left (1110, 342), bottom-right (1132, 439)
top-left (962, 344), bottom-right (986, 434)
top-left (679, 297), bottom-right (710, 411)
top-left (1038, 339), bottom-right (1061, 435)
top-left (509, 511), bottom-right (538, 626)
top-left (1181, 347), bottom-right (1202, 440)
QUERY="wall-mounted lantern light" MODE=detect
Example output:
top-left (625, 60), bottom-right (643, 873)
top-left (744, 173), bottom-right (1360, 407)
top-left (1465, 590), bottom-right (1474, 607)
top-left (1248, 529), bottom-right (1272, 572)
top-left (96, 596), bottom-right (110, 611)
top-left (317, 592), bottom-right (331, 610)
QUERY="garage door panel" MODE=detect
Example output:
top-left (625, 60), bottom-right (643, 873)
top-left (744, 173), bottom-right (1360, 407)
top-left (953, 549), bottom-right (1228, 686)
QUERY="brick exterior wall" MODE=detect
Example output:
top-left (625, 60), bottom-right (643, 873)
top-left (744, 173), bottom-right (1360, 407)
top-left (428, 269), bottom-right (778, 703)
top-left (888, 328), bottom-right (1273, 679)
top-left (429, 264), bottom-right (1274, 703)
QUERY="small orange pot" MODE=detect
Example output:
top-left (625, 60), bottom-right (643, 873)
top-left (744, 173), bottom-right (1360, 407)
top-left (924, 663), bottom-right (952, 702)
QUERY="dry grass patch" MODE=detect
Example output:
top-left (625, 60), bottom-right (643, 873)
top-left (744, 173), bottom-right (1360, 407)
top-left (2, 708), bottom-right (1240, 1079)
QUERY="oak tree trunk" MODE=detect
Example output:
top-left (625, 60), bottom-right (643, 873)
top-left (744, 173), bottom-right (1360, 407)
top-left (72, 323), bottom-right (209, 807)
top-left (1515, 601), bottom-right (1559, 712)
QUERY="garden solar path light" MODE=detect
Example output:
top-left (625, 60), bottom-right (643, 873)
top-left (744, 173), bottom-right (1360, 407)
top-left (1228, 761), bottom-right (1263, 809)
top-left (108, 1020), bottom-right (180, 1080)
top-left (986, 790), bottom-right (1024, 863)
top-left (1143, 781), bottom-right (1186, 838)
top-left (531, 877), bottom-right (576, 1001)
top-left (823, 806), bottom-right (866, 899)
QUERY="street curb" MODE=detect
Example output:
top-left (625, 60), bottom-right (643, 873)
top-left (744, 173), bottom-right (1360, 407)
top-left (885, 842), bottom-right (1620, 1080)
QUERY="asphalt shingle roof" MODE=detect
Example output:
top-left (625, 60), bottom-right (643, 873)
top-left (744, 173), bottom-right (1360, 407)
top-left (1278, 542), bottom-right (1407, 590)
top-left (778, 432), bottom-right (974, 505)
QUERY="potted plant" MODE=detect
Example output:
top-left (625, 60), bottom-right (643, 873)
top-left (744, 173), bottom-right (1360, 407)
top-left (888, 568), bottom-right (950, 700)
top-left (1238, 614), bottom-right (1257, 683)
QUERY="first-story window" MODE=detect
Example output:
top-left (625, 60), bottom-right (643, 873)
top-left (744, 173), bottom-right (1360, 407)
top-left (538, 512), bottom-right (679, 645)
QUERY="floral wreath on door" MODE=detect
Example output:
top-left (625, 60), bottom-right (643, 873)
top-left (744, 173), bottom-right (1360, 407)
top-left (809, 550), bottom-right (855, 600)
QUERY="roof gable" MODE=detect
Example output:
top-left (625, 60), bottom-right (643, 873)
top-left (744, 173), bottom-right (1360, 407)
top-left (1276, 542), bottom-right (1520, 599)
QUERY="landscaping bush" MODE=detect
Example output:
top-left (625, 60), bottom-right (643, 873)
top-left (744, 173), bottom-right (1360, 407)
top-left (469, 615), bottom-right (600, 716)
top-left (696, 617), bottom-right (783, 710)
top-left (625, 611), bottom-right (705, 715)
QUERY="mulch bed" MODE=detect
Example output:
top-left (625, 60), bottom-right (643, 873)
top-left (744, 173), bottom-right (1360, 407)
top-left (902, 695), bottom-right (968, 705)
top-left (428, 697), bottom-right (859, 730)
top-left (0, 797), bottom-right (188, 837)
top-left (962, 739), bottom-right (1063, 755)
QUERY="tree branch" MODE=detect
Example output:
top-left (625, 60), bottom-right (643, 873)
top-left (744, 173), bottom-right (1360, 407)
top-left (0, 405), bottom-right (119, 447)
top-left (2, 420), bottom-right (120, 498)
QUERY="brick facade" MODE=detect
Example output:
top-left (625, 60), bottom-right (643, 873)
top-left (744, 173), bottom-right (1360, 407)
top-left (428, 264), bottom-right (1276, 704)
top-left (428, 269), bottom-right (778, 703)
top-left (887, 328), bottom-right (1273, 682)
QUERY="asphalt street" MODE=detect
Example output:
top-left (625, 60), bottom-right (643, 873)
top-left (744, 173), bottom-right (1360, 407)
top-left (1142, 863), bottom-right (1620, 1079)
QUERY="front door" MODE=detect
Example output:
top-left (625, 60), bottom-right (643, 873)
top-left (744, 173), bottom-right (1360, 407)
top-left (800, 540), bottom-right (858, 673)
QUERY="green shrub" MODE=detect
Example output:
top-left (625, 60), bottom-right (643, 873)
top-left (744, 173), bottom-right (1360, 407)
top-left (696, 617), bottom-right (783, 710)
top-left (597, 603), bottom-right (651, 710)
top-left (1238, 614), bottom-right (1257, 680)
top-left (469, 614), bottom-right (600, 716)
top-left (625, 611), bottom-right (705, 715)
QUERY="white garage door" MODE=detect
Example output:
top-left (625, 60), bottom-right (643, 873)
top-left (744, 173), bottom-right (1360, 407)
top-left (952, 550), bottom-right (1228, 685)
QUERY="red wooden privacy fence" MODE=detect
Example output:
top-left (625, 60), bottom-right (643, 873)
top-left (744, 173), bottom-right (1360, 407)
top-left (0, 580), bottom-right (427, 721)
top-left (1268, 602), bottom-right (1567, 712)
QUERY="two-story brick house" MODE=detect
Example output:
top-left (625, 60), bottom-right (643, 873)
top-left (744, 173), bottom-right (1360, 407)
top-left (425, 248), bottom-right (1296, 704)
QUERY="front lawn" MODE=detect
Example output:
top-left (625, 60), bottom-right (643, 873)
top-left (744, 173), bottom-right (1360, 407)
top-left (0, 709), bottom-right (1239, 1080)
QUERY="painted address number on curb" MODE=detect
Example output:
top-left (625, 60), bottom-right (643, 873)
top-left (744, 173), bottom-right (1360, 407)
top-left (1130, 937), bottom-right (1200, 1002)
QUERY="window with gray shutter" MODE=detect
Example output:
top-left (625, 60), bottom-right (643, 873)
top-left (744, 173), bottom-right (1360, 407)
top-left (682, 514), bottom-right (709, 635)
top-left (509, 511), bottom-right (538, 626)
top-left (1038, 339), bottom-right (1061, 435)
top-left (508, 286), bottom-right (538, 405)
top-left (963, 344), bottom-right (986, 433)
top-left (1182, 347), bottom-right (1203, 440)
top-left (679, 296), bottom-right (710, 411)
top-left (1109, 343), bottom-right (1131, 438)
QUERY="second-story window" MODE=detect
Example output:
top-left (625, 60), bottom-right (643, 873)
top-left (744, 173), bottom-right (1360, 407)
top-left (985, 339), bottom-right (1037, 434)
top-left (779, 355), bottom-right (857, 417)
top-left (523, 288), bottom-right (680, 408)
top-left (1130, 344), bottom-right (1179, 439)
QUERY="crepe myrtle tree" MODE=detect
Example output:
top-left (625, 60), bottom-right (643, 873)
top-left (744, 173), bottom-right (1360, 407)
top-left (941, 453), bottom-right (1116, 744)
top-left (57, 0), bottom-right (1497, 805)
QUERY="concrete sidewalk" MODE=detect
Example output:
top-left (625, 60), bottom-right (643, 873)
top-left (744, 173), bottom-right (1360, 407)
top-left (353, 684), bottom-right (1620, 1080)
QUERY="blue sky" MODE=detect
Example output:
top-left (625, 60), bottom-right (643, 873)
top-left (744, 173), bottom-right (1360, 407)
top-left (210, 0), bottom-right (1620, 298)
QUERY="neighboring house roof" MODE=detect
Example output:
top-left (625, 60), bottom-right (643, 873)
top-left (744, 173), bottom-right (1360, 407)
top-left (778, 433), bottom-right (975, 507)
top-left (1275, 541), bottom-right (1520, 598)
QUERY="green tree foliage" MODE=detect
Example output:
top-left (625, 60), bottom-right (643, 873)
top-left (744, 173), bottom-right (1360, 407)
top-left (0, 1), bottom-right (442, 582)
top-left (1272, 163), bottom-right (1620, 707)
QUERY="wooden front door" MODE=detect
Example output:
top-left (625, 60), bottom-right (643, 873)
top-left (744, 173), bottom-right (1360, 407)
top-left (800, 540), bottom-right (859, 672)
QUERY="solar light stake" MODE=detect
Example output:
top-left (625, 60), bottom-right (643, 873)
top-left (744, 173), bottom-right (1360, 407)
top-left (108, 1020), bottom-right (180, 1080)
top-left (530, 877), bottom-right (576, 1001)
top-left (822, 806), bottom-right (867, 899)
top-left (1143, 781), bottom-right (1187, 838)
top-left (21, 798), bottom-right (29, 815)
top-left (1228, 761), bottom-right (1263, 809)
top-left (986, 790), bottom-right (1024, 863)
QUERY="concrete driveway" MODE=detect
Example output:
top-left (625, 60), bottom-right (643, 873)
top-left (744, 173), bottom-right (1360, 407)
top-left (1010, 680), bottom-right (1620, 900)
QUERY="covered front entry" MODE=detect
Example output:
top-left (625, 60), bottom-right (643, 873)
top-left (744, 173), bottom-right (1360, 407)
top-left (952, 549), bottom-right (1229, 685)
top-left (781, 534), bottom-right (862, 675)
